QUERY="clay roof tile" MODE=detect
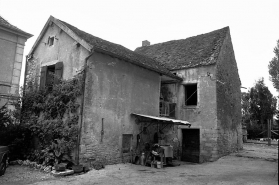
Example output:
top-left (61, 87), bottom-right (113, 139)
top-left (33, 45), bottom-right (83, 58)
top-left (135, 27), bottom-right (229, 70)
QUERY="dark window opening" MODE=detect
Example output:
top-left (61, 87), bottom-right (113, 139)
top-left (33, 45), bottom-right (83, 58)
top-left (48, 36), bottom-right (54, 46)
top-left (185, 84), bottom-right (197, 106)
top-left (46, 65), bottom-right (55, 91)
top-left (40, 62), bottom-right (63, 91)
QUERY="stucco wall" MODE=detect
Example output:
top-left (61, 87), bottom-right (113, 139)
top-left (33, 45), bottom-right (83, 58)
top-left (80, 51), bottom-right (160, 165)
top-left (175, 65), bottom-right (217, 128)
top-left (216, 31), bottom-right (242, 156)
top-left (0, 29), bottom-right (27, 107)
top-left (163, 65), bottom-right (219, 162)
top-left (163, 33), bottom-right (242, 162)
top-left (25, 23), bottom-right (89, 88)
top-left (176, 65), bottom-right (219, 162)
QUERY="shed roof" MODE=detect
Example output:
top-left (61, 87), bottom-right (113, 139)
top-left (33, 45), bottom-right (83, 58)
top-left (0, 15), bottom-right (32, 38)
top-left (132, 113), bottom-right (190, 126)
top-left (135, 27), bottom-right (229, 70)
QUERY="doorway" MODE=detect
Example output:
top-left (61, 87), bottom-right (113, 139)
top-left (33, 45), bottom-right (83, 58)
top-left (181, 129), bottom-right (200, 163)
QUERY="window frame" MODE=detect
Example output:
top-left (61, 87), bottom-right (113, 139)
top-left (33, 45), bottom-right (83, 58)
top-left (47, 36), bottom-right (55, 46)
top-left (40, 61), bottom-right (63, 90)
top-left (184, 83), bottom-right (198, 107)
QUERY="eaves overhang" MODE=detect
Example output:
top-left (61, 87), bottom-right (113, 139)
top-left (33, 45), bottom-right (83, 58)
top-left (28, 16), bottom-right (182, 81)
top-left (91, 47), bottom-right (183, 81)
top-left (0, 25), bottom-right (33, 39)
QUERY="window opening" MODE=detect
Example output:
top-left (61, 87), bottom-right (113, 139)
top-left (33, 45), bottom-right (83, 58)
top-left (48, 36), bottom-right (54, 46)
top-left (40, 62), bottom-right (63, 90)
top-left (46, 65), bottom-right (55, 91)
top-left (185, 84), bottom-right (197, 106)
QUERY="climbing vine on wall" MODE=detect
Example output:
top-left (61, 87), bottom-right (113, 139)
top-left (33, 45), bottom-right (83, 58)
top-left (21, 72), bottom-right (84, 165)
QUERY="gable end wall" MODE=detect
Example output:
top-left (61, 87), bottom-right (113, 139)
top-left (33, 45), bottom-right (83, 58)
top-left (25, 23), bottom-right (90, 89)
top-left (216, 31), bottom-right (242, 156)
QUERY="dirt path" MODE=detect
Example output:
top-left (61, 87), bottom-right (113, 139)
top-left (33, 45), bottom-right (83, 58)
top-left (1, 143), bottom-right (278, 185)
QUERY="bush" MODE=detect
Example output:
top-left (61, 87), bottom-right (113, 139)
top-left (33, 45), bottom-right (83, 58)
top-left (0, 72), bottom-right (83, 164)
top-left (21, 74), bottom-right (83, 165)
top-left (0, 104), bottom-right (32, 160)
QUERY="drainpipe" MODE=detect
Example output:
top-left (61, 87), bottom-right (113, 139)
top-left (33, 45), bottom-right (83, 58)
top-left (76, 51), bottom-right (94, 165)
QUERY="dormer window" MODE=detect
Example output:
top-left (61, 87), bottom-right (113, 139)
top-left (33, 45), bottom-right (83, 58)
top-left (48, 36), bottom-right (54, 46)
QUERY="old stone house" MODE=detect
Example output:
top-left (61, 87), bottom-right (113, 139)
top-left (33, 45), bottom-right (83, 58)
top-left (25, 15), bottom-right (242, 165)
top-left (0, 15), bottom-right (32, 108)
top-left (25, 16), bottom-right (189, 165)
top-left (135, 27), bottom-right (243, 162)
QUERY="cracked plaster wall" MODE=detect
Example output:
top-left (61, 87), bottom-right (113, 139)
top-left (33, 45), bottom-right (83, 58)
top-left (80, 51), bottom-right (161, 165)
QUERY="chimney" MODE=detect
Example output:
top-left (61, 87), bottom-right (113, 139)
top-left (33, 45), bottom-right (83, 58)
top-left (142, 40), bottom-right (150, 47)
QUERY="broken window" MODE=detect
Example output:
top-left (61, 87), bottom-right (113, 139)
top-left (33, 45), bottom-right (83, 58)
top-left (40, 62), bottom-right (63, 90)
top-left (48, 36), bottom-right (54, 46)
top-left (185, 83), bottom-right (198, 106)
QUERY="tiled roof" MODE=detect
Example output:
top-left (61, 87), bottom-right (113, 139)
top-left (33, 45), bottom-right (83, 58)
top-left (0, 15), bottom-right (32, 37)
top-left (135, 27), bottom-right (229, 70)
top-left (59, 20), bottom-right (180, 80)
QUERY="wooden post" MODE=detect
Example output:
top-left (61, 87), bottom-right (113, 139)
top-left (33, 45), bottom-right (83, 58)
top-left (268, 119), bottom-right (271, 146)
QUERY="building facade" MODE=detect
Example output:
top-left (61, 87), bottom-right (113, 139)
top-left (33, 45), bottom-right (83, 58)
top-left (0, 15), bottom-right (32, 108)
top-left (136, 27), bottom-right (243, 162)
top-left (25, 16), bottom-right (184, 165)
top-left (26, 16), bottom-right (242, 165)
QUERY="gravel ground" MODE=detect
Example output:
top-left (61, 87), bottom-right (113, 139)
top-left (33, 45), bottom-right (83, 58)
top-left (236, 142), bottom-right (278, 162)
top-left (0, 165), bottom-right (56, 185)
top-left (0, 143), bottom-right (278, 185)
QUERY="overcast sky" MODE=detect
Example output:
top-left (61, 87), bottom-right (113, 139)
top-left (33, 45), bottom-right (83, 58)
top-left (0, 0), bottom-right (278, 96)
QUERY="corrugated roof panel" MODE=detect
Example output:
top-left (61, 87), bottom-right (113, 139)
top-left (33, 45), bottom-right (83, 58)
top-left (132, 113), bottom-right (190, 126)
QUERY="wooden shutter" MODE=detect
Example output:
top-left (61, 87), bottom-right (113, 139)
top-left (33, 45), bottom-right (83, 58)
top-left (169, 103), bottom-right (176, 118)
top-left (54, 62), bottom-right (63, 84)
top-left (39, 66), bottom-right (47, 90)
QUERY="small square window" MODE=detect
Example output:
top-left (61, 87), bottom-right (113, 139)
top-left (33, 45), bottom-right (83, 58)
top-left (185, 84), bottom-right (198, 106)
top-left (48, 36), bottom-right (54, 46)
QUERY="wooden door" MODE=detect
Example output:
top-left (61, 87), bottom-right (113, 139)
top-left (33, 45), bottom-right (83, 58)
top-left (181, 129), bottom-right (200, 163)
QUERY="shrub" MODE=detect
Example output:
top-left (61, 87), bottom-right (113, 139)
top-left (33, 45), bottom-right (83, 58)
top-left (0, 72), bottom-right (84, 165)
top-left (0, 103), bottom-right (32, 160)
